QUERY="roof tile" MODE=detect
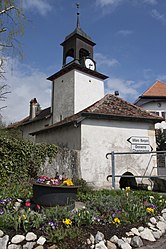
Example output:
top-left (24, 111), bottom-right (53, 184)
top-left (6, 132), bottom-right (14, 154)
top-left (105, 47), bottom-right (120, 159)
top-left (142, 80), bottom-right (166, 97)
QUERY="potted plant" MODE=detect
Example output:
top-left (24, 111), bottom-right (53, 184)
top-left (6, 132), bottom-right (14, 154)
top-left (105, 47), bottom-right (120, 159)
top-left (32, 173), bottom-right (79, 207)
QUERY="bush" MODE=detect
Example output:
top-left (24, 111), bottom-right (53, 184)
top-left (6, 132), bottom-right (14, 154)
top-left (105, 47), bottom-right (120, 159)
top-left (0, 129), bottom-right (58, 185)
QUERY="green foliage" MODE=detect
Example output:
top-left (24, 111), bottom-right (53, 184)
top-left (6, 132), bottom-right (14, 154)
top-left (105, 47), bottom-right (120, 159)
top-left (1, 208), bottom-right (45, 232)
top-left (0, 181), bottom-right (32, 199)
top-left (0, 129), bottom-right (58, 185)
top-left (46, 226), bottom-right (81, 246)
top-left (73, 207), bottom-right (95, 226)
top-left (43, 206), bottom-right (70, 223)
top-left (156, 129), bottom-right (166, 151)
top-left (75, 178), bottom-right (93, 193)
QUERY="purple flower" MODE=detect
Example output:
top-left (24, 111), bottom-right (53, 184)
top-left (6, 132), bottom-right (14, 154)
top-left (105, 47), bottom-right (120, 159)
top-left (0, 200), bottom-right (5, 205)
top-left (48, 221), bottom-right (58, 229)
top-left (148, 204), bottom-right (156, 209)
top-left (0, 209), bottom-right (4, 215)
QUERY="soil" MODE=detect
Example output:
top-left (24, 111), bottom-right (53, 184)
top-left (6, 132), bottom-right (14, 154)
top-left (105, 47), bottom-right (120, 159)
top-left (44, 222), bottom-right (142, 249)
top-left (5, 222), bottom-right (141, 249)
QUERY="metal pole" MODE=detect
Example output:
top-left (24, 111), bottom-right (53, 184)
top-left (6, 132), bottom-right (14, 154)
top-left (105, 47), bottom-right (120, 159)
top-left (111, 151), bottom-right (115, 189)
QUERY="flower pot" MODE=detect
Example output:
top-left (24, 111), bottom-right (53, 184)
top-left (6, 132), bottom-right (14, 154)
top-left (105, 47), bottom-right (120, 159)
top-left (33, 183), bottom-right (79, 207)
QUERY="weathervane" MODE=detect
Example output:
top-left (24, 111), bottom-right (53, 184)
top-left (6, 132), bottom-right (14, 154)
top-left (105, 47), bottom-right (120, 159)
top-left (76, 3), bottom-right (80, 28)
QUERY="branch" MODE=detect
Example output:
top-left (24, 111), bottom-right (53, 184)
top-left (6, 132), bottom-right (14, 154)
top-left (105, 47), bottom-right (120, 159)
top-left (0, 28), bottom-right (7, 33)
top-left (0, 5), bottom-right (15, 15)
top-left (0, 43), bottom-right (13, 48)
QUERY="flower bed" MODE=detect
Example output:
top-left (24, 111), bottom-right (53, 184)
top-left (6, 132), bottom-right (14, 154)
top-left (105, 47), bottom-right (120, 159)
top-left (1, 182), bottom-right (166, 249)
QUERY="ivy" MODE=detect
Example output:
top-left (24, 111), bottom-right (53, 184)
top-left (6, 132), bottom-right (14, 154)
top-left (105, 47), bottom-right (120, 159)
top-left (0, 129), bottom-right (58, 185)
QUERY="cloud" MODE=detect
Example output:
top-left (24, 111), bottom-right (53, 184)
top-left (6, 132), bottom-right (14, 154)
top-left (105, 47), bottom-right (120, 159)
top-left (95, 0), bottom-right (157, 8)
top-left (1, 58), bottom-right (51, 124)
top-left (151, 9), bottom-right (166, 25)
top-left (105, 77), bottom-right (140, 101)
top-left (116, 30), bottom-right (134, 36)
top-left (95, 0), bottom-right (123, 7)
top-left (95, 53), bottom-right (119, 68)
top-left (23, 0), bottom-right (52, 16)
top-left (143, 0), bottom-right (158, 5)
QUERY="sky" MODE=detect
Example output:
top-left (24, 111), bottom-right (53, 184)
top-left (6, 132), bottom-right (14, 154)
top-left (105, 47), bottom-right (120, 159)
top-left (1, 0), bottom-right (166, 124)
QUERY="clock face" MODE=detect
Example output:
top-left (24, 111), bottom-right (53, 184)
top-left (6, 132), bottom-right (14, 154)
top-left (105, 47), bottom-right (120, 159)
top-left (85, 58), bottom-right (95, 71)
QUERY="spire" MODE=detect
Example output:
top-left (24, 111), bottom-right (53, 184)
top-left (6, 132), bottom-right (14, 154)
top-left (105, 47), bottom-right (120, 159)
top-left (76, 3), bottom-right (80, 29)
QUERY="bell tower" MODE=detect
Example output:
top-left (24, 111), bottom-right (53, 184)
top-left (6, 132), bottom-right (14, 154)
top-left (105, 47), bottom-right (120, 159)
top-left (48, 4), bottom-right (108, 124)
top-left (61, 3), bottom-right (96, 68)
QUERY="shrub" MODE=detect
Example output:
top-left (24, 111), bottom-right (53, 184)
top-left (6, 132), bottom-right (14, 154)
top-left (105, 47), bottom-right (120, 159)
top-left (0, 129), bottom-right (58, 185)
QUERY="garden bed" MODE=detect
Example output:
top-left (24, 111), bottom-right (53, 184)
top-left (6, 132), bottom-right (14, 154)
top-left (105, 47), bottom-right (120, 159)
top-left (1, 183), bottom-right (166, 249)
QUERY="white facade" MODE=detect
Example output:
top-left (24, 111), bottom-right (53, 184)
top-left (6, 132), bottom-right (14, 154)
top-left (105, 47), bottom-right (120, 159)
top-left (80, 119), bottom-right (157, 189)
top-left (35, 118), bottom-right (158, 189)
top-left (52, 69), bottom-right (104, 123)
top-left (21, 118), bottom-right (51, 141)
top-left (136, 100), bottom-right (166, 129)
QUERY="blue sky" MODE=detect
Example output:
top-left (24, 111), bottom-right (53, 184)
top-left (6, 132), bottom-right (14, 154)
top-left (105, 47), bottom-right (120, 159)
top-left (2, 0), bottom-right (166, 124)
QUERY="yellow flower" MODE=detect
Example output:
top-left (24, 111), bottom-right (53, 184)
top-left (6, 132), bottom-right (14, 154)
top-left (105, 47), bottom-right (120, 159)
top-left (22, 214), bottom-right (26, 219)
top-left (112, 217), bottom-right (121, 224)
top-left (63, 179), bottom-right (74, 186)
top-left (125, 187), bottom-right (130, 192)
top-left (146, 207), bottom-right (154, 214)
top-left (63, 218), bottom-right (72, 226)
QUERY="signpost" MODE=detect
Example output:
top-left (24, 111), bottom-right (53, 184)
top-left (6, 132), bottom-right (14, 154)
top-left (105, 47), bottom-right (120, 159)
top-left (127, 136), bottom-right (152, 152)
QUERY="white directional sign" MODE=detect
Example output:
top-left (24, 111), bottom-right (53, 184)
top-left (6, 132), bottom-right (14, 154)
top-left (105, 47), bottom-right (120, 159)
top-left (131, 144), bottom-right (152, 152)
top-left (127, 136), bottom-right (152, 152)
top-left (127, 136), bottom-right (149, 145)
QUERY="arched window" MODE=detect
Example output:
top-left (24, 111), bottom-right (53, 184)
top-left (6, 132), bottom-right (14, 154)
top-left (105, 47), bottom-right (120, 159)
top-left (65, 48), bottom-right (74, 64)
top-left (79, 48), bottom-right (89, 59)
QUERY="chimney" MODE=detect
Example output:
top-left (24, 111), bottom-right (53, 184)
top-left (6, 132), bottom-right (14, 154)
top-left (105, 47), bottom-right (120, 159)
top-left (114, 91), bottom-right (119, 96)
top-left (29, 98), bottom-right (38, 119)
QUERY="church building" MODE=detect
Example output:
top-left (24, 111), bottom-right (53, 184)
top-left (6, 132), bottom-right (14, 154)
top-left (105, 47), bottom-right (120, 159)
top-left (10, 10), bottom-right (163, 189)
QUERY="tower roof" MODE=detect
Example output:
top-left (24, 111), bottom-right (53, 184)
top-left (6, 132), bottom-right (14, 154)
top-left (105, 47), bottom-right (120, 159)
top-left (64, 26), bottom-right (94, 44)
top-left (62, 3), bottom-right (95, 45)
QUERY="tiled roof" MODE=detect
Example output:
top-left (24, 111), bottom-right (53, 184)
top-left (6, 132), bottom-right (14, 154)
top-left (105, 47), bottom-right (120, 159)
top-left (31, 94), bottom-right (163, 135)
top-left (8, 107), bottom-right (51, 129)
top-left (142, 80), bottom-right (166, 97)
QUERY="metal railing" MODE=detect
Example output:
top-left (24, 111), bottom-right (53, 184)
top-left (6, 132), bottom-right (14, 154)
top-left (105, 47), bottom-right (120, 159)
top-left (106, 150), bottom-right (166, 189)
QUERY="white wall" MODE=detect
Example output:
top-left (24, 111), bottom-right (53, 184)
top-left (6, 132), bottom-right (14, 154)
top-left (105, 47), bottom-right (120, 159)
top-left (141, 101), bottom-right (166, 112)
top-left (21, 117), bottom-right (51, 141)
top-left (35, 124), bottom-right (81, 150)
top-left (74, 70), bottom-right (104, 113)
top-left (80, 119), bottom-right (157, 189)
top-left (52, 70), bottom-right (74, 123)
top-left (140, 101), bottom-right (166, 129)
top-left (52, 69), bottom-right (104, 123)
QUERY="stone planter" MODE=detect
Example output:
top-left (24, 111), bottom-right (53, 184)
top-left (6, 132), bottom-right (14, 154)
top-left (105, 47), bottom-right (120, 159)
top-left (33, 183), bottom-right (79, 207)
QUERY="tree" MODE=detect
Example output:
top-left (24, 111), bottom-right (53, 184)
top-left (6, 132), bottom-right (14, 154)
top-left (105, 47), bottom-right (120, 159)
top-left (156, 129), bottom-right (166, 151)
top-left (0, 0), bottom-right (25, 111)
top-left (0, 0), bottom-right (24, 58)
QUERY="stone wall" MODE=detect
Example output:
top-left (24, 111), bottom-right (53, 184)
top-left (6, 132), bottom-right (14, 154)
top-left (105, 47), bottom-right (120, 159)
top-left (40, 146), bottom-right (81, 180)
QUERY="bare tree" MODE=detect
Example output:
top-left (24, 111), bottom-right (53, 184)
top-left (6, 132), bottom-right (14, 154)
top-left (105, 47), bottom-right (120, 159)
top-left (0, 0), bottom-right (24, 111)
